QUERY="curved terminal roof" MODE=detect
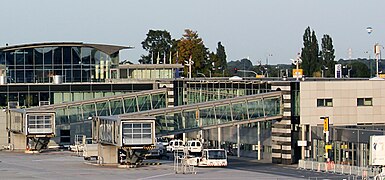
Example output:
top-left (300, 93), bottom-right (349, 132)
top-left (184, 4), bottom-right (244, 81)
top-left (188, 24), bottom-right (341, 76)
top-left (0, 42), bottom-right (133, 55)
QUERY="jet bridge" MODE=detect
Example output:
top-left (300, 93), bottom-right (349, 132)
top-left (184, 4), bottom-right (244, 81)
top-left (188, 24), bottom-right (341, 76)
top-left (92, 116), bottom-right (156, 164)
top-left (6, 108), bottom-right (55, 152)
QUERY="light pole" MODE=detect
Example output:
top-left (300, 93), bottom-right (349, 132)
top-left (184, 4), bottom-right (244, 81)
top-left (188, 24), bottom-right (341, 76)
top-left (266, 53), bottom-right (272, 65)
top-left (374, 43), bottom-right (381, 78)
top-left (366, 27), bottom-right (372, 77)
top-left (184, 56), bottom-right (194, 79)
top-left (365, 51), bottom-right (372, 77)
top-left (321, 65), bottom-right (328, 78)
top-left (291, 53), bottom-right (302, 81)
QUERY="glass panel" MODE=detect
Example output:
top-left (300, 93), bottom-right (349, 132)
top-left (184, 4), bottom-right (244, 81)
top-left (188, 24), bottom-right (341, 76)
top-left (0, 93), bottom-right (7, 107)
top-left (83, 103), bottom-right (96, 119)
top-left (96, 102), bottom-right (109, 116)
top-left (364, 98), bottom-right (372, 106)
top-left (63, 47), bottom-right (71, 65)
top-left (25, 69), bottom-right (34, 83)
top-left (264, 97), bottom-right (281, 116)
top-left (215, 105), bottom-right (231, 124)
top-left (44, 47), bottom-right (53, 65)
top-left (6, 51), bottom-right (14, 65)
top-left (110, 99), bottom-right (124, 115)
top-left (16, 70), bottom-right (24, 83)
top-left (68, 106), bottom-right (82, 123)
top-left (137, 95), bottom-right (151, 111)
top-left (72, 47), bottom-right (81, 65)
top-left (56, 108), bottom-right (69, 125)
top-left (81, 47), bottom-right (91, 82)
top-left (325, 99), bottom-right (333, 107)
top-left (200, 107), bottom-right (216, 126)
top-left (357, 98), bottom-right (364, 106)
top-left (248, 99), bottom-right (264, 119)
top-left (0, 52), bottom-right (5, 65)
top-left (53, 47), bottom-right (62, 65)
top-left (34, 48), bottom-right (43, 65)
top-left (317, 99), bottom-right (324, 107)
top-left (15, 50), bottom-right (24, 65)
top-left (167, 112), bottom-right (183, 131)
top-left (232, 102), bottom-right (248, 121)
top-left (183, 110), bottom-right (199, 129)
top-left (124, 97), bottom-right (137, 113)
top-left (152, 93), bottom-right (166, 109)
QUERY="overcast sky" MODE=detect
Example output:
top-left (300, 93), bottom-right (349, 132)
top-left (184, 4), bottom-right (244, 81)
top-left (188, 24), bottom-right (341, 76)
top-left (1, 0), bottom-right (384, 65)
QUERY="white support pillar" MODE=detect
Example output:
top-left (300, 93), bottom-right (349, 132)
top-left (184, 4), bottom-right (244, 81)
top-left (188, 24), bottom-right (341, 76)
top-left (237, 124), bottom-right (240, 157)
top-left (301, 124), bottom-right (306, 160)
top-left (257, 122), bottom-right (261, 160)
top-left (218, 127), bottom-right (221, 149)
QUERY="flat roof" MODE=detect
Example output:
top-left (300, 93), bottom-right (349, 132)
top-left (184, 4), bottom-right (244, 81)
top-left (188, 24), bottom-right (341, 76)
top-left (0, 42), bottom-right (133, 55)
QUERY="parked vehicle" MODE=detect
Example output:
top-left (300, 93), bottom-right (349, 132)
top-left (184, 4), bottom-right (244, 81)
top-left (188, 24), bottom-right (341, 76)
top-left (185, 149), bottom-right (227, 167)
top-left (186, 140), bottom-right (202, 153)
top-left (145, 142), bottom-right (167, 159)
top-left (166, 139), bottom-right (184, 152)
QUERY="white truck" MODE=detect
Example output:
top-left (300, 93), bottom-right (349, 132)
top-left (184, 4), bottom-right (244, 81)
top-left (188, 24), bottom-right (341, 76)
top-left (186, 140), bottom-right (203, 153)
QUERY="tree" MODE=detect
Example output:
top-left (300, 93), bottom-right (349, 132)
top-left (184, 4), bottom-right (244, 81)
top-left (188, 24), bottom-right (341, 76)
top-left (301, 27), bottom-right (320, 77)
top-left (215, 42), bottom-right (227, 74)
top-left (350, 61), bottom-right (370, 78)
top-left (320, 34), bottom-right (336, 77)
top-left (177, 29), bottom-right (209, 77)
top-left (227, 58), bottom-right (253, 76)
top-left (139, 30), bottom-right (173, 64)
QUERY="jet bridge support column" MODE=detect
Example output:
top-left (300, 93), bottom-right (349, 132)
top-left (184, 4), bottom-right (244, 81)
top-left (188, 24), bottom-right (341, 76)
top-left (98, 144), bottom-right (118, 164)
top-left (9, 133), bottom-right (26, 151)
top-left (218, 127), bottom-right (221, 149)
top-left (237, 124), bottom-right (240, 157)
top-left (258, 121), bottom-right (261, 160)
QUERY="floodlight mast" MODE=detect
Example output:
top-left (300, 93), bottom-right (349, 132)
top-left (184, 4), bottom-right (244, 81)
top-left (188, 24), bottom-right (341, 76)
top-left (291, 54), bottom-right (302, 81)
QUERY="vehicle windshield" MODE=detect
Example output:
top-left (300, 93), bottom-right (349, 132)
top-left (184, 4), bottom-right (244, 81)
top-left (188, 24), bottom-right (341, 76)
top-left (208, 150), bottom-right (226, 159)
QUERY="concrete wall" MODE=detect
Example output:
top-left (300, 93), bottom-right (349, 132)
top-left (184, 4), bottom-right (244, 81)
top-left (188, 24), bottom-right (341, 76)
top-left (0, 110), bottom-right (7, 148)
top-left (300, 80), bottom-right (385, 126)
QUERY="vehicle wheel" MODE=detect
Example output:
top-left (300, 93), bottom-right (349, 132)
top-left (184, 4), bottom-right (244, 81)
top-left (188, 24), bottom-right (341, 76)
top-left (84, 157), bottom-right (90, 161)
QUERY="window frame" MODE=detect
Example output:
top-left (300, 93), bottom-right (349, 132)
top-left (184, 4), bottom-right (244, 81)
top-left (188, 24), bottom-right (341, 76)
top-left (317, 98), bottom-right (333, 107)
top-left (357, 97), bottom-right (373, 106)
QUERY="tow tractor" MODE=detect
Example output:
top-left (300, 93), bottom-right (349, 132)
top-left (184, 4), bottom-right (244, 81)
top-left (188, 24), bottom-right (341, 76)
top-left (185, 149), bottom-right (227, 167)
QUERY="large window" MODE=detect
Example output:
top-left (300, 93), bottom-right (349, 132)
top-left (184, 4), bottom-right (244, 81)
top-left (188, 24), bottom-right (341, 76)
top-left (357, 98), bottom-right (372, 106)
top-left (317, 98), bottom-right (333, 107)
top-left (1, 45), bottom-right (116, 83)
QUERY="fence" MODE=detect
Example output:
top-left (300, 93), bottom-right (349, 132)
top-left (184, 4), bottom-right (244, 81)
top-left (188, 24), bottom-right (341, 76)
top-left (298, 159), bottom-right (382, 178)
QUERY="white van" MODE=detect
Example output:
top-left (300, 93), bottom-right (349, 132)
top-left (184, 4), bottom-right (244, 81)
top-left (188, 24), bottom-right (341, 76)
top-left (187, 140), bottom-right (202, 153)
top-left (166, 139), bottom-right (184, 152)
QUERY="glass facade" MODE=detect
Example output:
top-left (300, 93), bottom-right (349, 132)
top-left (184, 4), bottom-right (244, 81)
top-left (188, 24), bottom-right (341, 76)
top-left (183, 80), bottom-right (271, 105)
top-left (0, 46), bottom-right (116, 83)
top-left (146, 95), bottom-right (282, 135)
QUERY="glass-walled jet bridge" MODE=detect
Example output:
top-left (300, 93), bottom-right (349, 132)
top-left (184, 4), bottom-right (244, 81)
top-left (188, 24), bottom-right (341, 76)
top-left (14, 88), bottom-right (282, 145)
top-left (28, 88), bottom-right (168, 144)
top-left (118, 91), bottom-right (282, 136)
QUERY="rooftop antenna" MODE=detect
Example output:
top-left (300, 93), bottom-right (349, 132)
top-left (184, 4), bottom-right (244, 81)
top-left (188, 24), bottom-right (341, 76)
top-left (348, 48), bottom-right (352, 59)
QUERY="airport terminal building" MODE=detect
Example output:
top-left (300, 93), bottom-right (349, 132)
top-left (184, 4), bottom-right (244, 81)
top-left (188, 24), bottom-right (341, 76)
top-left (0, 42), bottom-right (385, 166)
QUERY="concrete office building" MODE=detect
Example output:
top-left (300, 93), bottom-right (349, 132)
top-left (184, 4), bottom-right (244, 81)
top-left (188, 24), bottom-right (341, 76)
top-left (299, 80), bottom-right (385, 166)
